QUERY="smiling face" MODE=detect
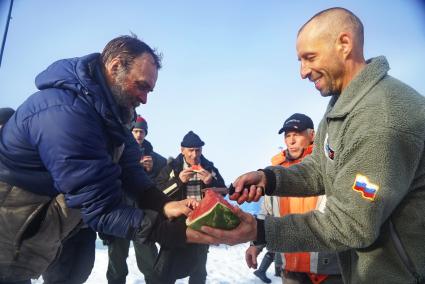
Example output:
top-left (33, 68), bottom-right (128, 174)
top-left (296, 23), bottom-right (346, 97)
top-left (106, 53), bottom-right (158, 122)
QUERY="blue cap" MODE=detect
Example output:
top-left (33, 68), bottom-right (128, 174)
top-left (278, 113), bottom-right (314, 134)
top-left (181, 131), bottom-right (205, 148)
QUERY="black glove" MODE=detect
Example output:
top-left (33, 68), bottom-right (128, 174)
top-left (132, 210), bottom-right (187, 249)
top-left (252, 218), bottom-right (266, 246)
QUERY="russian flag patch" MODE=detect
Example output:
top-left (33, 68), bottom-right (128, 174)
top-left (352, 174), bottom-right (379, 201)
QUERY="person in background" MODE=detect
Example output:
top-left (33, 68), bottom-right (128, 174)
top-left (197, 7), bottom-right (425, 284)
top-left (0, 35), bottom-right (195, 284)
top-left (105, 115), bottom-right (167, 284)
top-left (0, 107), bottom-right (14, 128)
top-left (248, 197), bottom-right (281, 284)
top-left (131, 115), bottom-right (167, 180)
top-left (153, 131), bottom-right (225, 284)
top-left (246, 113), bottom-right (342, 284)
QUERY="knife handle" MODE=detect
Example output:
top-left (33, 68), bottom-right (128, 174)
top-left (227, 183), bottom-right (235, 196)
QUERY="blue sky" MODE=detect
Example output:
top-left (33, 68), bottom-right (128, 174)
top-left (1, 0), bottom-right (424, 184)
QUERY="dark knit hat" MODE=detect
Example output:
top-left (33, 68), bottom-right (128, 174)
top-left (0, 107), bottom-right (15, 125)
top-left (133, 115), bottom-right (148, 135)
top-left (181, 131), bottom-right (205, 148)
top-left (278, 113), bottom-right (314, 134)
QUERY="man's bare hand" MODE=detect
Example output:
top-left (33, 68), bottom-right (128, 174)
top-left (186, 227), bottom-right (220, 245)
top-left (163, 198), bottom-right (198, 219)
top-left (179, 168), bottom-right (195, 183)
top-left (229, 171), bottom-right (267, 204)
top-left (197, 169), bottom-right (213, 185)
top-left (245, 245), bottom-right (261, 269)
top-left (141, 155), bottom-right (153, 172)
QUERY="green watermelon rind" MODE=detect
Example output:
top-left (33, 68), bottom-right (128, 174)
top-left (186, 202), bottom-right (240, 231)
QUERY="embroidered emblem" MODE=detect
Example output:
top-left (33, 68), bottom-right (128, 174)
top-left (323, 133), bottom-right (335, 161)
top-left (352, 174), bottom-right (379, 201)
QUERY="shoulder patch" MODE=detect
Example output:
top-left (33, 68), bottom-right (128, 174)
top-left (352, 174), bottom-right (379, 201)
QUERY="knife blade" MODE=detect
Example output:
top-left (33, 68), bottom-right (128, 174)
top-left (201, 184), bottom-right (235, 195)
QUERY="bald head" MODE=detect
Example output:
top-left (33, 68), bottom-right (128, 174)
top-left (296, 7), bottom-right (367, 97)
top-left (299, 7), bottom-right (364, 55)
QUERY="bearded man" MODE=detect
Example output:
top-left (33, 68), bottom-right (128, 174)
top-left (0, 35), bottom-right (195, 283)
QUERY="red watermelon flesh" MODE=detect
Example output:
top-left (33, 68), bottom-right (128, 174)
top-left (186, 189), bottom-right (240, 231)
top-left (191, 164), bottom-right (204, 173)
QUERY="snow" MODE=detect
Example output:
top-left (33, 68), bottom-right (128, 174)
top-left (32, 238), bottom-right (282, 284)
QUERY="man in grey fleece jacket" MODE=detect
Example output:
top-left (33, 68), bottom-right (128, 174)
top-left (197, 7), bottom-right (425, 284)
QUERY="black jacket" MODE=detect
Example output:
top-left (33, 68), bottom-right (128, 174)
top-left (155, 154), bottom-right (225, 201)
top-left (139, 139), bottom-right (167, 180)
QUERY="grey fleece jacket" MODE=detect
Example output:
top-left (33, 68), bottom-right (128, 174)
top-left (264, 56), bottom-right (425, 284)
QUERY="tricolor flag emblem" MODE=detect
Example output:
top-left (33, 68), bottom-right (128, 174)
top-left (352, 174), bottom-right (379, 201)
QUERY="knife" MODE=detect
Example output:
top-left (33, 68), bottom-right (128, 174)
top-left (201, 184), bottom-right (235, 195)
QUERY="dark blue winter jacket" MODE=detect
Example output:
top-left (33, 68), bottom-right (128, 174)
top-left (0, 53), bottom-right (167, 238)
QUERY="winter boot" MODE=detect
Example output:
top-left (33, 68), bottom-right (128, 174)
top-left (274, 265), bottom-right (282, 277)
top-left (274, 252), bottom-right (283, 277)
top-left (253, 252), bottom-right (274, 283)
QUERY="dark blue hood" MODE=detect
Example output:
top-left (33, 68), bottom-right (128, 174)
top-left (35, 53), bottom-right (103, 96)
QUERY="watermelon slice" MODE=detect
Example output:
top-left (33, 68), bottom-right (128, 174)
top-left (186, 189), bottom-right (240, 231)
top-left (191, 164), bottom-right (204, 173)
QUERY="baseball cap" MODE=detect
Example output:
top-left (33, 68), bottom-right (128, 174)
top-left (278, 113), bottom-right (314, 134)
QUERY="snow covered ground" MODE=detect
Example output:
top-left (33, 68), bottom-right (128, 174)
top-left (33, 238), bottom-right (281, 284)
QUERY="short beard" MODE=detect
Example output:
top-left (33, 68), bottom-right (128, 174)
top-left (109, 69), bottom-right (135, 125)
top-left (319, 75), bottom-right (341, 97)
top-left (320, 89), bottom-right (339, 97)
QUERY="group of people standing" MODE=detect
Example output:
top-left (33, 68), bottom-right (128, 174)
top-left (1, 6), bottom-right (424, 284)
top-left (102, 117), bottom-right (226, 284)
top-left (46, 112), bottom-right (226, 283)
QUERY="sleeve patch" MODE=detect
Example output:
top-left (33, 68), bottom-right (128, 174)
top-left (352, 174), bottom-right (379, 201)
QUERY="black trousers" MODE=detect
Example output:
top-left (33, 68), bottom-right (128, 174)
top-left (152, 244), bottom-right (209, 284)
top-left (42, 227), bottom-right (96, 284)
top-left (106, 238), bottom-right (158, 284)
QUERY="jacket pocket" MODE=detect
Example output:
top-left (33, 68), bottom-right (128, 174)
top-left (0, 185), bottom-right (81, 280)
top-left (14, 199), bottom-right (51, 253)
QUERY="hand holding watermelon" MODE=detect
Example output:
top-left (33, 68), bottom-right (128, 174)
top-left (163, 198), bottom-right (199, 219)
top-left (179, 168), bottom-right (196, 183)
top-left (196, 169), bottom-right (213, 185)
top-left (186, 189), bottom-right (240, 231)
top-left (186, 206), bottom-right (258, 246)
